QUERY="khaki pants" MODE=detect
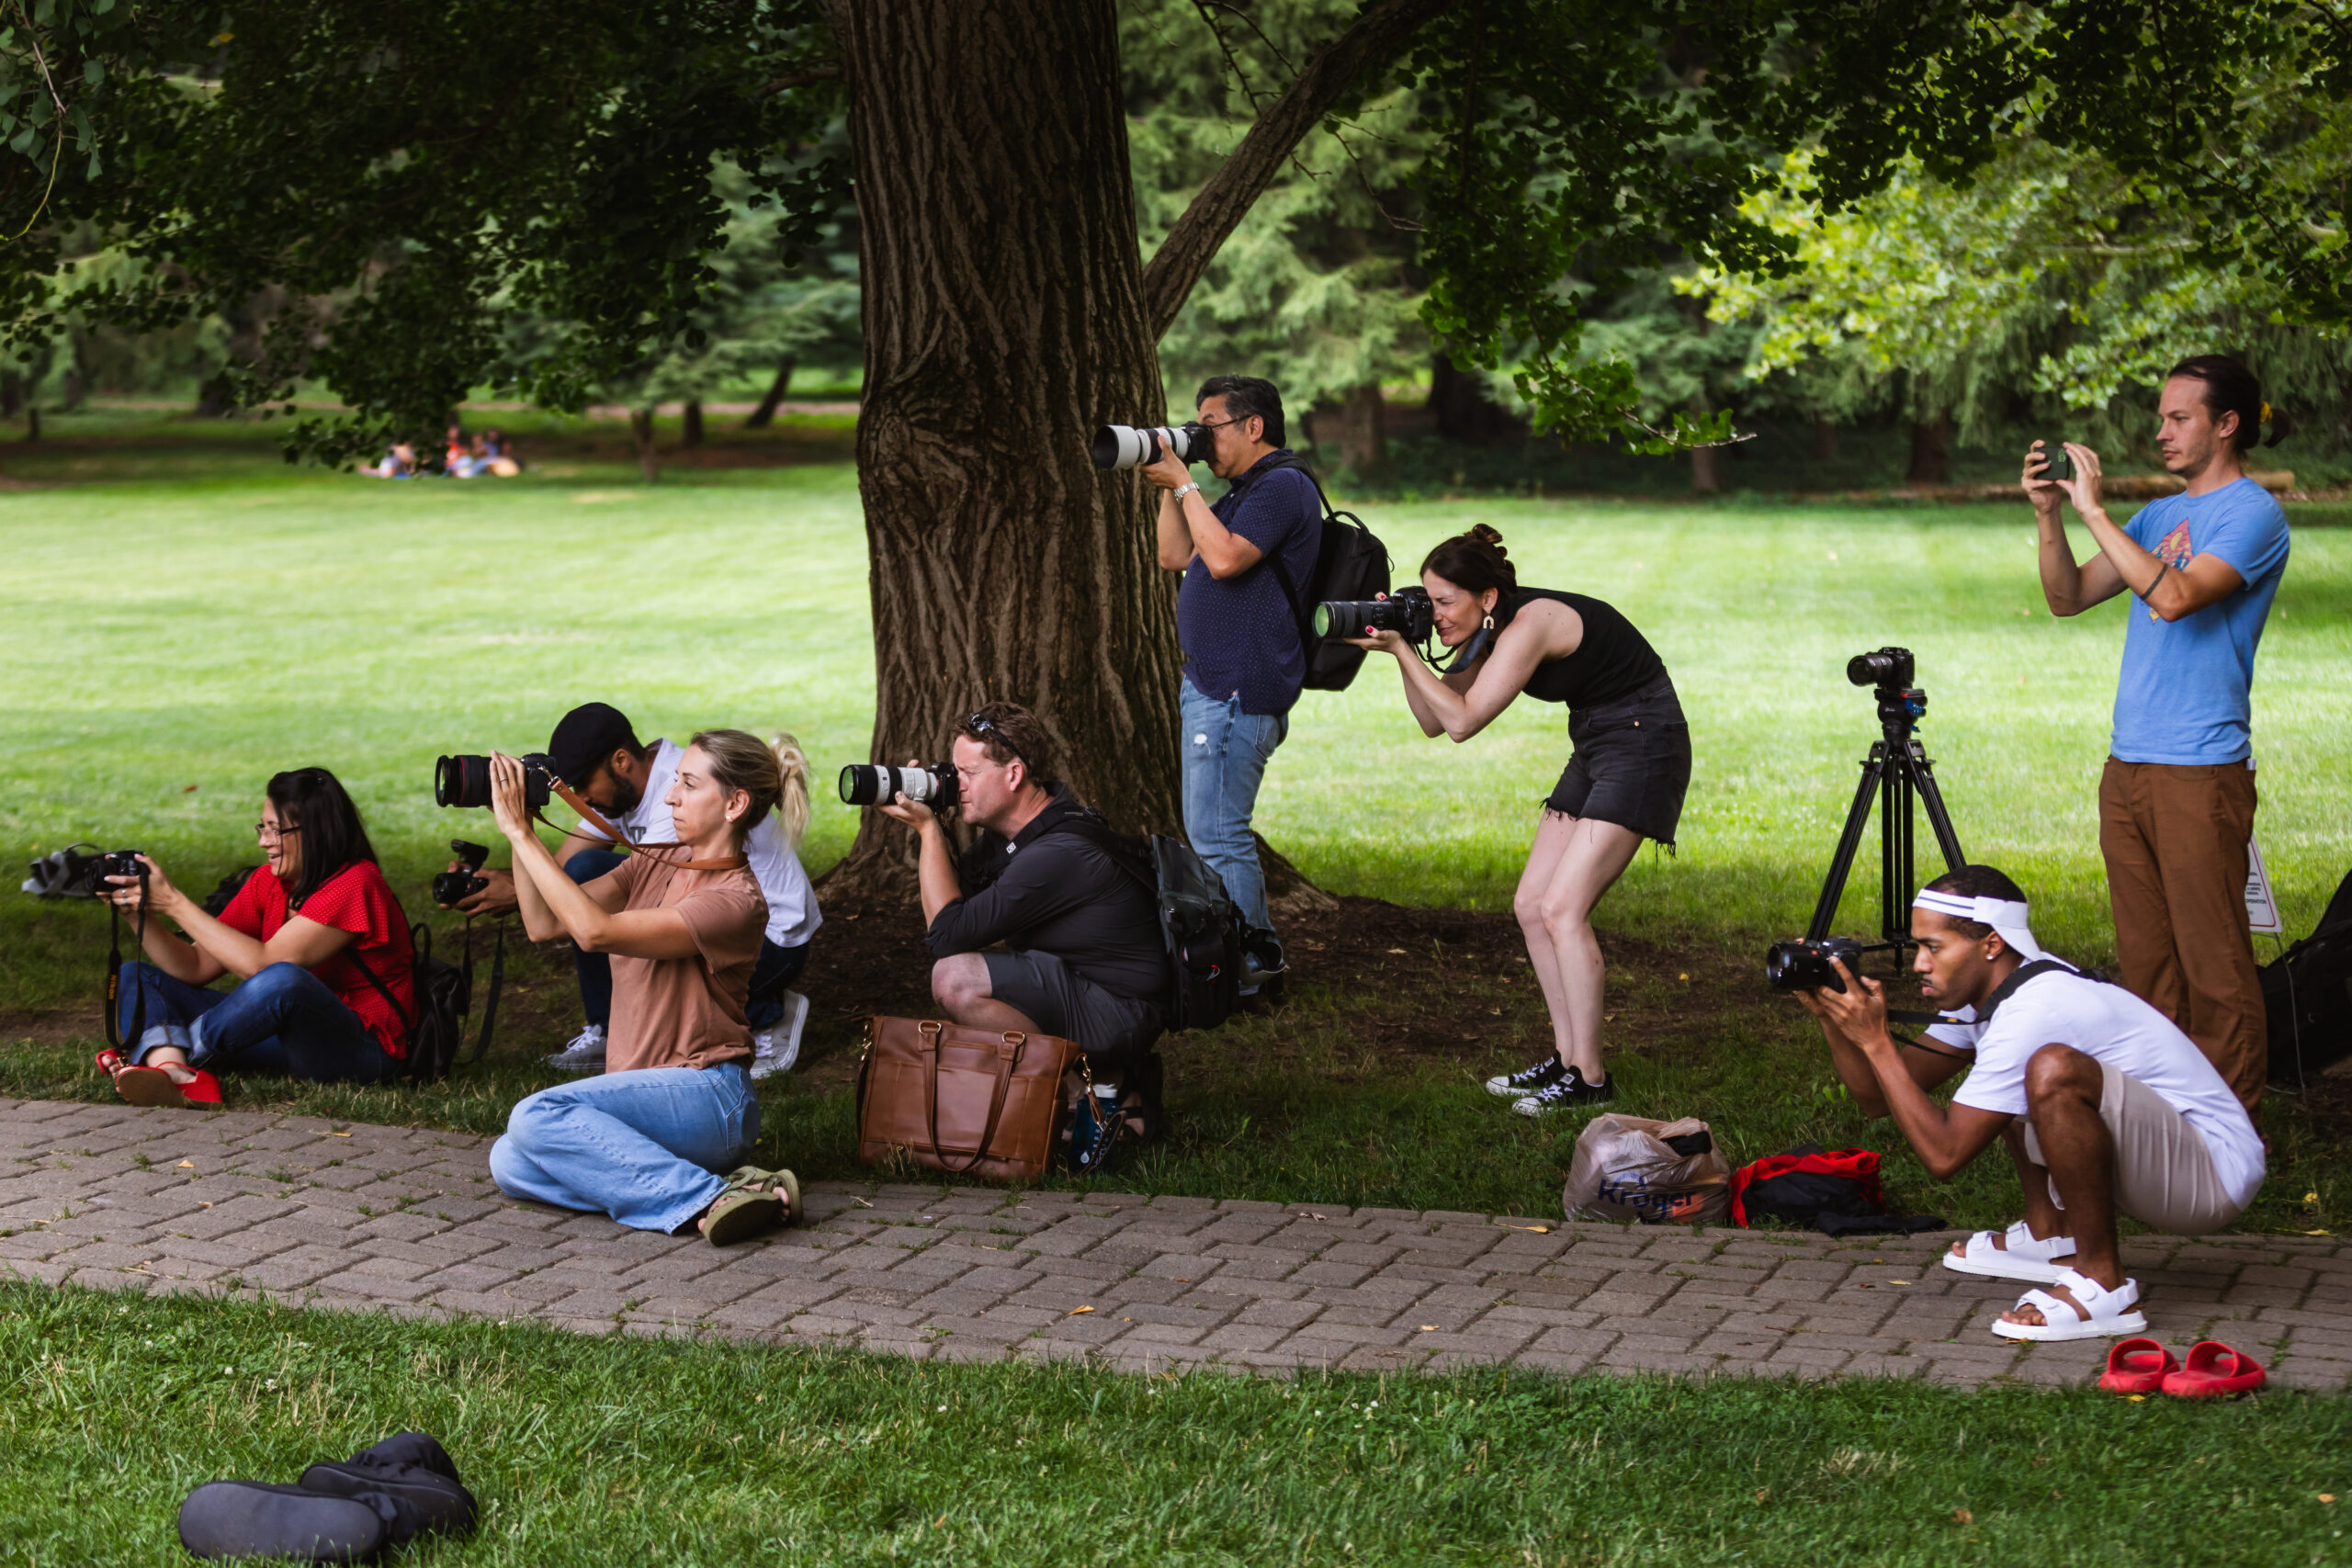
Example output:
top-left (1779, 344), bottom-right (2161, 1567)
top-left (2022, 1061), bottom-right (2248, 1236)
top-left (2098, 758), bottom-right (2265, 1111)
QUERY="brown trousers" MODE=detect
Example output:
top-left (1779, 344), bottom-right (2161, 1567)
top-left (2098, 758), bottom-right (2266, 1111)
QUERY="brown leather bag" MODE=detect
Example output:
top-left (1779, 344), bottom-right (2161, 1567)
top-left (854, 1016), bottom-right (1079, 1183)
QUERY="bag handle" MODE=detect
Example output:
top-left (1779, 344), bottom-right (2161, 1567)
top-left (921, 1021), bottom-right (1025, 1175)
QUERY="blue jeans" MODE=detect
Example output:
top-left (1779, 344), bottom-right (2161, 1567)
top-left (566, 848), bottom-right (807, 1031)
top-left (1181, 681), bottom-right (1288, 933)
top-left (116, 961), bottom-right (392, 1084)
top-left (489, 1063), bottom-right (759, 1233)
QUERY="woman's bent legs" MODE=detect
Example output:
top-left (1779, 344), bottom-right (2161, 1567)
top-left (1511, 811), bottom-right (1642, 1082)
top-left (188, 963), bottom-right (391, 1084)
top-left (116, 963), bottom-right (229, 1064)
top-left (490, 1065), bottom-right (758, 1233)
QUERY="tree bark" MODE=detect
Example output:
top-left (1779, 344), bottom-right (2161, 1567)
top-left (682, 398), bottom-right (706, 449)
top-left (628, 407), bottom-right (660, 481)
top-left (1905, 414), bottom-right (1950, 486)
top-left (1333, 381), bottom-right (1390, 479)
top-left (1813, 415), bottom-right (1838, 464)
top-left (24, 406), bottom-right (39, 443)
top-left (1430, 353), bottom-right (1518, 445)
top-left (1139, 0), bottom-right (1454, 338)
top-left (815, 0), bottom-right (1182, 903)
top-left (1689, 396), bottom-right (1720, 494)
top-left (0, 372), bottom-right (20, 419)
top-left (743, 356), bottom-right (797, 429)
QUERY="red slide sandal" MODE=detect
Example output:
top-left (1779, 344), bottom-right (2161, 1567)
top-left (2098, 1337), bottom-right (2178, 1393)
top-left (2159, 1340), bottom-right (2267, 1399)
top-left (98, 1051), bottom-right (223, 1110)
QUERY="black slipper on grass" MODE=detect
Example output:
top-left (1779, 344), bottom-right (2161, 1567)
top-left (176, 1480), bottom-right (386, 1562)
top-left (299, 1437), bottom-right (476, 1546)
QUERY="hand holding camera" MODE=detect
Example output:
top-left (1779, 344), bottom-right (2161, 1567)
top-left (100, 852), bottom-right (174, 914)
top-left (845, 761), bottom-right (956, 829)
top-left (1790, 957), bottom-right (1892, 1049)
top-left (1317, 587), bottom-right (1433, 652)
top-left (432, 840), bottom-right (516, 914)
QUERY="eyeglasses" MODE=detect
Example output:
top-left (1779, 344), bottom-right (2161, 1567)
top-left (254, 823), bottom-right (302, 842)
top-left (964, 711), bottom-right (1025, 770)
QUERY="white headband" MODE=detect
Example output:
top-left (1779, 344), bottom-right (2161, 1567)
top-left (1911, 890), bottom-right (2045, 961)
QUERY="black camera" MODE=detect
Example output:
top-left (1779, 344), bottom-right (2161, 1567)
top-left (1091, 423), bottom-right (1206, 471)
top-left (840, 762), bottom-right (960, 812)
top-left (431, 840), bottom-right (492, 908)
top-left (2034, 440), bottom-right (2073, 482)
top-left (1764, 935), bottom-right (1865, 993)
top-left (435, 752), bottom-right (554, 811)
top-left (96, 850), bottom-right (146, 886)
top-left (1313, 586), bottom-right (1433, 643)
top-left (1846, 647), bottom-right (1914, 689)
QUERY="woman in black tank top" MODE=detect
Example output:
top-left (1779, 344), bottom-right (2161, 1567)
top-left (1344, 525), bottom-right (1690, 1116)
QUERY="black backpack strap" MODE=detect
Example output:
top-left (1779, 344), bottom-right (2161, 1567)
top-left (466, 919), bottom-right (506, 1066)
top-left (1224, 453), bottom-right (1331, 633)
top-left (344, 935), bottom-right (417, 1046)
top-left (1976, 957), bottom-right (2088, 1025)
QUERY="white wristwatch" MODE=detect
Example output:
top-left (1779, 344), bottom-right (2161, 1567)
top-left (1172, 480), bottom-right (1201, 500)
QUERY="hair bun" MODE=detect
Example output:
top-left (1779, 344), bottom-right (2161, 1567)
top-left (1467, 523), bottom-right (1507, 553)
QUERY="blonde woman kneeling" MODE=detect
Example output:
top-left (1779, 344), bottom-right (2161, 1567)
top-left (485, 729), bottom-right (797, 1245)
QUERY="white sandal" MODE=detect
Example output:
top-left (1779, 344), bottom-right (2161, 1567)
top-left (1990, 1268), bottom-right (2147, 1341)
top-left (1940, 1220), bottom-right (2077, 1284)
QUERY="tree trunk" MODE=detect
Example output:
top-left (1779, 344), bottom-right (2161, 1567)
top-left (1430, 353), bottom-right (1518, 445)
top-left (815, 0), bottom-right (1182, 904)
top-left (682, 398), bottom-right (706, 449)
top-left (628, 407), bottom-right (660, 481)
top-left (1333, 381), bottom-right (1390, 479)
top-left (1689, 397), bottom-right (1720, 493)
top-left (24, 406), bottom-right (39, 443)
top-left (0, 373), bottom-right (20, 419)
top-left (1813, 415), bottom-right (1838, 464)
top-left (1905, 413), bottom-right (1950, 486)
top-left (743, 356), bottom-right (798, 429)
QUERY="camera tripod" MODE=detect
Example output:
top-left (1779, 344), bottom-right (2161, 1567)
top-left (1801, 677), bottom-right (1968, 962)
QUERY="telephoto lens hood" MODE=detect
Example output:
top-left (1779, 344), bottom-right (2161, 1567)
top-left (1091, 423), bottom-right (1202, 470)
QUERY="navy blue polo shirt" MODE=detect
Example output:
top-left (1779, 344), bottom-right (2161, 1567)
top-left (1177, 451), bottom-right (1323, 716)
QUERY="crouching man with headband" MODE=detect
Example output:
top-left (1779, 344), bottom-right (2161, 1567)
top-left (1795, 864), bottom-right (2266, 1341)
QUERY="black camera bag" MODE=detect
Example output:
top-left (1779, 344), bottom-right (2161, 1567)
top-left (1232, 454), bottom-right (1392, 693)
top-left (2265, 863), bottom-right (2352, 1092)
top-left (349, 920), bottom-right (503, 1081)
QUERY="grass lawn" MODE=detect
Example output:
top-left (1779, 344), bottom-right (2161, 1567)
top-left (6, 1280), bottom-right (2348, 1566)
top-left (3, 419), bottom-right (2349, 1234)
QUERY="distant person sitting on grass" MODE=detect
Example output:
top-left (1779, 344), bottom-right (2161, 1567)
top-left (478, 428), bottom-right (522, 477)
top-left (360, 442), bottom-right (417, 479)
top-left (484, 731), bottom-right (800, 1247)
top-left (1796, 864), bottom-right (2266, 1342)
top-left (96, 768), bottom-right (414, 1108)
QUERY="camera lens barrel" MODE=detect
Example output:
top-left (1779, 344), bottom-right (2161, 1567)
top-left (435, 754), bottom-right (551, 810)
top-left (840, 762), bottom-right (958, 810)
top-left (1845, 646), bottom-right (1915, 689)
top-left (1090, 423), bottom-right (1197, 470)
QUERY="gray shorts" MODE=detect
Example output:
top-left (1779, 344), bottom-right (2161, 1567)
top-left (2022, 1060), bottom-right (2249, 1235)
top-left (983, 949), bottom-right (1161, 1059)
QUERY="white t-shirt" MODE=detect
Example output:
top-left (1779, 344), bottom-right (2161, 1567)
top-left (576, 737), bottom-right (821, 948)
top-left (1951, 964), bottom-right (2265, 1207)
top-left (1923, 1003), bottom-right (1980, 1053)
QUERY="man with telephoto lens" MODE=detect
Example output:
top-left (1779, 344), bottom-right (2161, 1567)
top-left (2021, 355), bottom-right (2292, 1112)
top-left (1145, 374), bottom-right (1321, 965)
top-left (876, 703), bottom-right (1166, 1072)
top-left (1796, 864), bottom-right (2264, 1342)
top-left (444, 702), bottom-right (821, 1077)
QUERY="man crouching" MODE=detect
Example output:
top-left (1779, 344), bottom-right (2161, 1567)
top-left (1797, 864), bottom-right (2266, 1341)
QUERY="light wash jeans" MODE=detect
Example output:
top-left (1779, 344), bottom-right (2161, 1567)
top-left (1180, 680), bottom-right (1289, 933)
top-left (489, 1063), bottom-right (758, 1234)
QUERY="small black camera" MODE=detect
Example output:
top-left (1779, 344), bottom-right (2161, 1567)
top-left (1846, 647), bottom-right (1914, 689)
top-left (1314, 586), bottom-right (1433, 643)
top-left (840, 761), bottom-right (960, 812)
top-left (96, 849), bottom-right (146, 885)
top-left (1765, 935), bottom-right (1865, 993)
top-left (431, 840), bottom-right (492, 907)
top-left (435, 752), bottom-right (555, 811)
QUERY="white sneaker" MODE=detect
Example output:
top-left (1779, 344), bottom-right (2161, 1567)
top-left (750, 991), bottom-right (810, 1080)
top-left (544, 1023), bottom-right (606, 1073)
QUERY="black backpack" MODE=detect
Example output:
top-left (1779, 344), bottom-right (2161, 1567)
top-left (1229, 454), bottom-right (1392, 693)
top-left (1031, 808), bottom-right (1248, 1033)
top-left (2265, 864), bottom-right (2352, 1092)
top-left (350, 920), bottom-right (505, 1082)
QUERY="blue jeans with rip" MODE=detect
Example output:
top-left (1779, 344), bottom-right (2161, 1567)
top-left (566, 848), bottom-right (805, 1031)
top-left (489, 1063), bottom-right (759, 1233)
top-left (1180, 680), bottom-right (1289, 934)
top-left (116, 961), bottom-right (393, 1084)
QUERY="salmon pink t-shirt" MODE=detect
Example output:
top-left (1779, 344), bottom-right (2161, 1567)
top-left (217, 861), bottom-right (414, 1058)
top-left (597, 854), bottom-right (766, 1074)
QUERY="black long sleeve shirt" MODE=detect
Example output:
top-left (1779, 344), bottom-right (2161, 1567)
top-left (923, 786), bottom-right (1167, 1002)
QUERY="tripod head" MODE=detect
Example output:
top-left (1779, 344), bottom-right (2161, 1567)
top-left (1849, 645), bottom-right (1926, 739)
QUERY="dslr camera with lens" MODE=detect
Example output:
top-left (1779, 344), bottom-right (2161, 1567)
top-left (431, 840), bottom-right (492, 907)
top-left (1091, 423), bottom-right (1205, 471)
top-left (435, 752), bottom-right (554, 811)
top-left (840, 761), bottom-right (960, 813)
top-left (96, 849), bottom-right (147, 886)
top-left (1764, 935), bottom-right (1865, 994)
top-left (1313, 586), bottom-right (1432, 643)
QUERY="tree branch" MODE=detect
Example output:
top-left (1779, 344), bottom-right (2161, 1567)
top-left (1140, 0), bottom-right (1453, 341)
top-left (758, 68), bottom-right (842, 96)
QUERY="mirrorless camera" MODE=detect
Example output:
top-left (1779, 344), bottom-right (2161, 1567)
top-left (1764, 935), bottom-right (1865, 994)
top-left (1091, 423), bottom-right (1205, 471)
top-left (1314, 586), bottom-right (1432, 643)
top-left (839, 762), bottom-right (960, 812)
top-left (431, 840), bottom-right (492, 907)
top-left (435, 752), bottom-right (554, 811)
top-left (96, 850), bottom-right (146, 885)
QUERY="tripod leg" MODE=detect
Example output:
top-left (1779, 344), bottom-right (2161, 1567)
top-left (1807, 744), bottom-right (1890, 942)
top-left (1906, 740), bottom-right (1969, 872)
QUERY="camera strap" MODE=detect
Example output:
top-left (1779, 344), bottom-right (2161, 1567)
top-left (539, 780), bottom-right (747, 872)
top-left (103, 874), bottom-right (148, 1055)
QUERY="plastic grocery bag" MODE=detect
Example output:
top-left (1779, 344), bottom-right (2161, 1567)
top-left (1562, 1113), bottom-right (1731, 1224)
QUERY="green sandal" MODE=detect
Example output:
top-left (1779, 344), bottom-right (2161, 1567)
top-left (702, 1172), bottom-right (784, 1247)
top-left (718, 1166), bottom-right (801, 1231)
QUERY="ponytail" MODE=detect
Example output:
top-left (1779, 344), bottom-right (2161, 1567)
top-left (767, 730), bottom-right (812, 850)
top-left (686, 728), bottom-right (784, 840)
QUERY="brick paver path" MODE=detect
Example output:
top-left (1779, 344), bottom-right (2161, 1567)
top-left (6, 1097), bottom-right (2347, 1389)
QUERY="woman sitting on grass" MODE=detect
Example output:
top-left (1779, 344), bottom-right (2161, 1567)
top-left (484, 729), bottom-right (799, 1247)
top-left (98, 768), bottom-right (414, 1108)
top-left (1346, 524), bottom-right (1690, 1118)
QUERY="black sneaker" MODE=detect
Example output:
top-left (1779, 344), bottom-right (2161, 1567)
top-left (299, 1431), bottom-right (477, 1548)
top-left (177, 1480), bottom-right (387, 1562)
top-left (1511, 1065), bottom-right (1614, 1116)
top-left (1485, 1054), bottom-right (1566, 1099)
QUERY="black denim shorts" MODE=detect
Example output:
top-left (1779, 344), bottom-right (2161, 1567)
top-left (1544, 674), bottom-right (1692, 846)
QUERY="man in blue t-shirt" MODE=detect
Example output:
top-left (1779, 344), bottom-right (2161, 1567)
top-left (2023, 355), bottom-right (2292, 1111)
top-left (1145, 375), bottom-right (1322, 947)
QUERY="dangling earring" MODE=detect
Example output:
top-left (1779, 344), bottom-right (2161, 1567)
top-left (1481, 611), bottom-right (1496, 630)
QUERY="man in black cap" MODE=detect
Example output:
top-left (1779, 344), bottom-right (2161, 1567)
top-left (442, 703), bottom-right (821, 1076)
